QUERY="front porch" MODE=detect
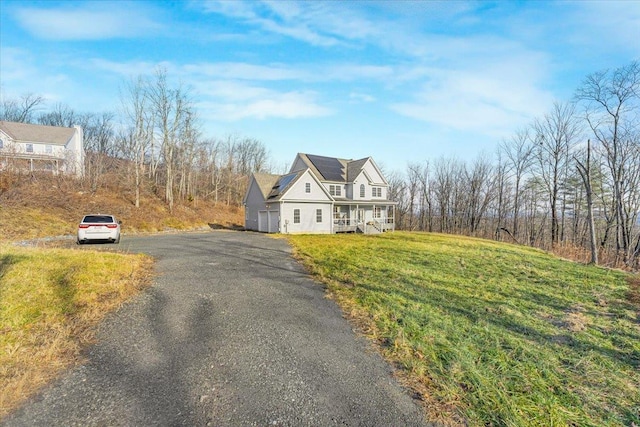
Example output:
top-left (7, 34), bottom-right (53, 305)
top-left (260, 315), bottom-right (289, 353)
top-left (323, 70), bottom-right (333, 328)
top-left (332, 203), bottom-right (395, 234)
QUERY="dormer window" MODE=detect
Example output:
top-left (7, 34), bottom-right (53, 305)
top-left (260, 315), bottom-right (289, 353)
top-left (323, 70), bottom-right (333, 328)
top-left (329, 185), bottom-right (342, 197)
top-left (372, 187), bottom-right (382, 197)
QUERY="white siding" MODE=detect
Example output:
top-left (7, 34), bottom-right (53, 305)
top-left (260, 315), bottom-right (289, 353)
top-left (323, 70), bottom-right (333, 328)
top-left (281, 202), bottom-right (332, 234)
top-left (244, 180), bottom-right (267, 231)
top-left (282, 170), bottom-right (330, 201)
top-left (0, 126), bottom-right (84, 178)
top-left (352, 173), bottom-right (367, 201)
top-left (65, 126), bottom-right (84, 178)
top-left (362, 160), bottom-right (385, 184)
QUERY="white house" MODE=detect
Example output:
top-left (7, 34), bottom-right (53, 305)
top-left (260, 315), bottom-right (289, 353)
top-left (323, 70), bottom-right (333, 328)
top-left (244, 153), bottom-right (396, 234)
top-left (0, 121), bottom-right (85, 178)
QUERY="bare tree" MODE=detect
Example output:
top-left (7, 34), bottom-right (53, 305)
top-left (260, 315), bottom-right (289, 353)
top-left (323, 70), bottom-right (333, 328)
top-left (533, 101), bottom-right (580, 246)
top-left (38, 103), bottom-right (82, 128)
top-left (386, 170), bottom-right (409, 230)
top-left (575, 140), bottom-right (598, 264)
top-left (0, 93), bottom-right (45, 123)
top-left (84, 112), bottom-right (116, 192)
top-left (576, 60), bottom-right (640, 261)
top-left (499, 128), bottom-right (534, 239)
top-left (463, 155), bottom-right (495, 234)
top-left (145, 68), bottom-right (193, 212)
top-left (120, 76), bottom-right (154, 208)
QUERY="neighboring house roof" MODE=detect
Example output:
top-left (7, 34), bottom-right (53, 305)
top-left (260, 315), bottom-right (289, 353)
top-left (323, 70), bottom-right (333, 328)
top-left (0, 121), bottom-right (76, 146)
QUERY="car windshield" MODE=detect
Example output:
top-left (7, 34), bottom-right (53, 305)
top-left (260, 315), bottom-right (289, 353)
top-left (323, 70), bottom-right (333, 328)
top-left (83, 215), bottom-right (114, 223)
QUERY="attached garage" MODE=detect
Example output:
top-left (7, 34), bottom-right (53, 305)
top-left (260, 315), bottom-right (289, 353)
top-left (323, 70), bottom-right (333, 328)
top-left (258, 210), bottom-right (280, 233)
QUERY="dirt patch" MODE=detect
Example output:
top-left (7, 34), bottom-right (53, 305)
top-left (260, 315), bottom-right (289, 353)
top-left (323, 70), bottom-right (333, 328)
top-left (548, 305), bottom-right (590, 333)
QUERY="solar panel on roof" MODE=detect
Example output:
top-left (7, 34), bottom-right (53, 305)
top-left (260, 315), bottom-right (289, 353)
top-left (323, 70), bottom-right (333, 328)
top-left (307, 154), bottom-right (344, 182)
top-left (267, 173), bottom-right (298, 199)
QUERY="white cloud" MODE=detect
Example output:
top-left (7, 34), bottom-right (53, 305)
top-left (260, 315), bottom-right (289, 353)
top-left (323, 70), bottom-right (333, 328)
top-left (199, 0), bottom-right (377, 47)
top-left (349, 92), bottom-right (376, 103)
top-left (569, 2), bottom-right (640, 56)
top-left (391, 56), bottom-right (555, 137)
top-left (88, 59), bottom-right (168, 78)
top-left (90, 58), bottom-right (397, 86)
top-left (183, 62), bottom-right (308, 81)
top-left (198, 90), bottom-right (332, 121)
top-left (0, 47), bottom-right (72, 103)
top-left (13, 2), bottom-right (161, 40)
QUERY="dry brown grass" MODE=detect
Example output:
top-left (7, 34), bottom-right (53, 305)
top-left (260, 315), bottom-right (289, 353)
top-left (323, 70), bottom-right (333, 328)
top-left (552, 242), bottom-right (639, 272)
top-left (0, 245), bottom-right (154, 418)
top-left (0, 171), bottom-right (243, 418)
top-left (0, 172), bottom-right (244, 242)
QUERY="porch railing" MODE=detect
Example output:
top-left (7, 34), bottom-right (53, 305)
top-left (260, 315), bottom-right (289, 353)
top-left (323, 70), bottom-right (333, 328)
top-left (333, 215), bottom-right (358, 232)
top-left (333, 215), bottom-right (395, 233)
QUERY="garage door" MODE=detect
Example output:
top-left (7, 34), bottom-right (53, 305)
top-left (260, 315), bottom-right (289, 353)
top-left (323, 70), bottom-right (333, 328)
top-left (258, 211), bottom-right (268, 232)
top-left (268, 211), bottom-right (279, 233)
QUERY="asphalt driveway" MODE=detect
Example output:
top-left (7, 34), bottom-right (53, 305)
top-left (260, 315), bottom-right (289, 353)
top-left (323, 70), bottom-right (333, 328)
top-left (3, 231), bottom-right (429, 426)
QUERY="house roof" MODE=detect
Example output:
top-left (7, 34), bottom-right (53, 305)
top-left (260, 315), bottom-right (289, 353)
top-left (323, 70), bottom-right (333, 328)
top-left (296, 153), bottom-right (373, 183)
top-left (266, 170), bottom-right (306, 201)
top-left (0, 121), bottom-right (76, 146)
top-left (346, 157), bottom-right (369, 181)
top-left (252, 173), bottom-right (281, 199)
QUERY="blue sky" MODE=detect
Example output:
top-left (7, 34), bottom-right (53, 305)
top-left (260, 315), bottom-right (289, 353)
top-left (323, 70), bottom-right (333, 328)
top-left (1, 1), bottom-right (639, 172)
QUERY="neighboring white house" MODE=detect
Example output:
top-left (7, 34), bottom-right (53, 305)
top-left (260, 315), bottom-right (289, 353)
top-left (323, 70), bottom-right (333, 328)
top-left (244, 153), bottom-right (396, 234)
top-left (0, 121), bottom-right (85, 178)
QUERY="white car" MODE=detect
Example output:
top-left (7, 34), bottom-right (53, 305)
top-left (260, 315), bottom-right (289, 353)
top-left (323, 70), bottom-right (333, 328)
top-left (77, 214), bottom-right (121, 244)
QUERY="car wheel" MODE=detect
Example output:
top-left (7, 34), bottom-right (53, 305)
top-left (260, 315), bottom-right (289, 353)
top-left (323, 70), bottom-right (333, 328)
top-left (114, 237), bottom-right (120, 244)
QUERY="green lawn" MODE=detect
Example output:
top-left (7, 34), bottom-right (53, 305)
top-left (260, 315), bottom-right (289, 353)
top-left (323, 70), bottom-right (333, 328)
top-left (288, 232), bottom-right (640, 427)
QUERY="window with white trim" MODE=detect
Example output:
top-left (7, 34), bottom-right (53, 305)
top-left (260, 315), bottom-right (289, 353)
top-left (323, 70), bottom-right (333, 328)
top-left (329, 185), bottom-right (342, 197)
top-left (26, 143), bottom-right (34, 153)
top-left (0, 138), bottom-right (4, 149)
top-left (294, 209), bottom-right (300, 224)
top-left (305, 182), bottom-right (311, 193)
top-left (360, 184), bottom-right (365, 198)
top-left (316, 209), bottom-right (323, 223)
top-left (372, 187), bottom-right (382, 197)
top-left (46, 145), bottom-right (53, 154)
top-left (374, 206), bottom-right (381, 218)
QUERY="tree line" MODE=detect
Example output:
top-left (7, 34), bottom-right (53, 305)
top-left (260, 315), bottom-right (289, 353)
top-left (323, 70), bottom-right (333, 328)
top-left (0, 68), bottom-right (270, 211)
top-left (389, 60), bottom-right (640, 269)
top-left (2, 62), bottom-right (638, 269)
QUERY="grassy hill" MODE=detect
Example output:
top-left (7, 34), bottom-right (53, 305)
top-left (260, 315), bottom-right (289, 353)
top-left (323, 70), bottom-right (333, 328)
top-left (288, 232), bottom-right (640, 427)
top-left (3, 173), bottom-right (638, 425)
top-left (0, 172), bottom-right (244, 242)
